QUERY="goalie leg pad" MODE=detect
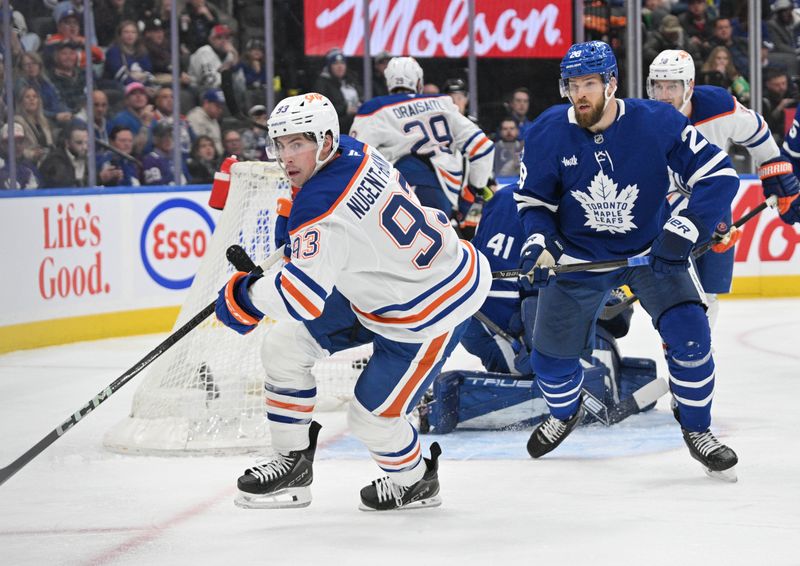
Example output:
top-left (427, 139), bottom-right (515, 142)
top-left (658, 303), bottom-right (715, 432)
top-left (461, 317), bottom-right (519, 374)
top-left (531, 351), bottom-right (583, 421)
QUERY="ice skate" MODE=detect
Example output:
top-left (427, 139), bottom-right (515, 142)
top-left (359, 443), bottom-right (443, 511)
top-left (527, 405), bottom-right (585, 458)
top-left (682, 428), bottom-right (738, 483)
top-left (235, 421), bottom-right (322, 509)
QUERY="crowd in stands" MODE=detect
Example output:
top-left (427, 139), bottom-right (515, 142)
top-left (2, 0), bottom-right (800, 190)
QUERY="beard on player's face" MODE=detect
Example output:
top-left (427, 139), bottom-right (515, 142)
top-left (573, 94), bottom-right (605, 128)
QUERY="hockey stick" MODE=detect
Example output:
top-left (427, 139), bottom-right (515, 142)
top-left (472, 310), bottom-right (668, 425)
top-left (492, 256), bottom-right (651, 280)
top-left (599, 195), bottom-right (779, 321)
top-left (0, 245), bottom-right (282, 488)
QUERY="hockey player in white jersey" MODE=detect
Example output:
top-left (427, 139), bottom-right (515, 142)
top-left (648, 49), bottom-right (800, 327)
top-left (349, 57), bottom-right (495, 224)
top-left (214, 92), bottom-right (491, 511)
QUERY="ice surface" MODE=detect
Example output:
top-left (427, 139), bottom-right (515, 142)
top-left (1, 299), bottom-right (798, 565)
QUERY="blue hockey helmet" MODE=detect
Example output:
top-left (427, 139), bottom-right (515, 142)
top-left (559, 41), bottom-right (618, 98)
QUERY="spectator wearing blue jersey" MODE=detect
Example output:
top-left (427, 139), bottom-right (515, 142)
top-left (102, 20), bottom-right (154, 87)
top-left (107, 81), bottom-right (155, 155)
top-left (515, 41), bottom-right (740, 481)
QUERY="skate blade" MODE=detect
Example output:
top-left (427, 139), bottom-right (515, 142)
top-left (234, 487), bottom-right (312, 509)
top-left (358, 495), bottom-right (442, 512)
top-left (705, 466), bottom-right (738, 483)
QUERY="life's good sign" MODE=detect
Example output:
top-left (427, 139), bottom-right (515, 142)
top-left (305, 0), bottom-right (572, 59)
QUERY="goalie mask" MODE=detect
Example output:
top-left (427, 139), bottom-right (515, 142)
top-left (267, 93), bottom-right (340, 175)
top-left (647, 49), bottom-right (695, 113)
top-left (559, 41), bottom-right (617, 107)
top-left (385, 57), bottom-right (424, 93)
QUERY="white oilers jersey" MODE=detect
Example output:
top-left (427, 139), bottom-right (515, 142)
top-left (248, 135), bottom-right (492, 342)
top-left (350, 93), bottom-right (494, 206)
top-left (669, 85), bottom-right (778, 209)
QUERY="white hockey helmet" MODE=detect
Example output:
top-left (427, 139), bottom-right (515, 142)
top-left (267, 92), bottom-right (340, 174)
top-left (647, 49), bottom-right (695, 112)
top-left (385, 57), bottom-right (424, 94)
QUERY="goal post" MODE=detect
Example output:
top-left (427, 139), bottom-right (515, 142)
top-left (104, 161), bottom-right (368, 455)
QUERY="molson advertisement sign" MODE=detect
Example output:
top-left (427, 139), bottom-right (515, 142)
top-left (304, 0), bottom-right (572, 58)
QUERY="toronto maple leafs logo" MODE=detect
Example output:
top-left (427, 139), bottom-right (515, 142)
top-left (571, 170), bottom-right (638, 234)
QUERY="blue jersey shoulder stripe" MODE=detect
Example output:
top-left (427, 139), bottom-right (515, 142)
top-left (289, 136), bottom-right (368, 234)
top-left (691, 85), bottom-right (736, 125)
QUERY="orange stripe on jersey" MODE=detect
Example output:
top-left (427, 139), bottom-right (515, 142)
top-left (266, 399), bottom-right (314, 413)
top-left (437, 167), bottom-right (461, 184)
top-left (468, 136), bottom-right (490, 157)
top-left (380, 333), bottom-right (448, 418)
top-left (280, 275), bottom-right (323, 318)
top-left (693, 94), bottom-right (737, 126)
top-left (354, 242), bottom-right (477, 324)
top-left (374, 443), bottom-right (421, 466)
top-left (289, 150), bottom-right (370, 236)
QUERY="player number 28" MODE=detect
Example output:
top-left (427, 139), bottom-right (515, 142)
top-left (380, 193), bottom-right (444, 269)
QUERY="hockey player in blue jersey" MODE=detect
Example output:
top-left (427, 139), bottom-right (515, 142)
top-left (647, 49), bottom-right (800, 327)
top-left (779, 118), bottom-right (800, 224)
top-left (215, 92), bottom-right (491, 510)
top-left (515, 41), bottom-right (740, 481)
top-left (350, 57), bottom-right (494, 226)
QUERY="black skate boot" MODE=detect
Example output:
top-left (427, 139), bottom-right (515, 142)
top-left (359, 443), bottom-right (443, 511)
top-left (235, 421), bottom-right (322, 509)
top-left (681, 428), bottom-right (738, 482)
top-left (527, 405), bottom-right (585, 458)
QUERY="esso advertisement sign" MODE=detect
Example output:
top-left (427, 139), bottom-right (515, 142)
top-left (140, 198), bottom-right (215, 289)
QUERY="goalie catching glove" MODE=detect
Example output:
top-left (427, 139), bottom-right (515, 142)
top-left (759, 157), bottom-right (800, 225)
top-left (215, 271), bottom-right (265, 334)
top-left (518, 234), bottom-right (563, 291)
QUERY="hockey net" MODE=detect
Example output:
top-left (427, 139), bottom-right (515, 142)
top-left (104, 161), bottom-right (369, 455)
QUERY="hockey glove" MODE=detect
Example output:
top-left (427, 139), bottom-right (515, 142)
top-left (711, 220), bottom-right (741, 253)
top-left (650, 212), bottom-right (704, 277)
top-left (519, 234), bottom-right (561, 291)
top-left (758, 157), bottom-right (800, 224)
top-left (215, 271), bottom-right (265, 335)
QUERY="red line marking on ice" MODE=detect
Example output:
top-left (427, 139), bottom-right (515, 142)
top-left (735, 321), bottom-right (800, 360)
top-left (82, 430), bottom-right (350, 566)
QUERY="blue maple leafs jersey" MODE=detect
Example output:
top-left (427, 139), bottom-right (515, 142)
top-left (514, 98), bottom-right (740, 264)
top-left (782, 115), bottom-right (800, 171)
top-left (470, 186), bottom-right (524, 331)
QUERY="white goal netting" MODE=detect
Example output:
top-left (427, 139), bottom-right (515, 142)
top-left (104, 161), bottom-right (369, 455)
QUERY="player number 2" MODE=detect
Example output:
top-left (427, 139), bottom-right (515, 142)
top-left (486, 233), bottom-right (515, 259)
top-left (380, 194), bottom-right (443, 269)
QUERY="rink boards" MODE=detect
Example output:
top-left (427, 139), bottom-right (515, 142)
top-left (0, 177), bottom-right (797, 353)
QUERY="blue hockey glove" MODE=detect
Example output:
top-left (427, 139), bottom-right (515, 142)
top-left (650, 212), bottom-right (704, 278)
top-left (215, 271), bottom-right (265, 334)
top-left (519, 234), bottom-right (561, 292)
top-left (758, 157), bottom-right (800, 224)
top-left (779, 194), bottom-right (800, 225)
